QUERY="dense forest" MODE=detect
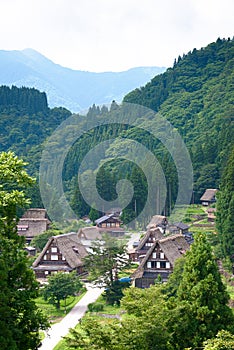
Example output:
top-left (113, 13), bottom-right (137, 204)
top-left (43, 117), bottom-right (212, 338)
top-left (124, 38), bottom-right (234, 200)
top-left (0, 38), bottom-right (233, 225)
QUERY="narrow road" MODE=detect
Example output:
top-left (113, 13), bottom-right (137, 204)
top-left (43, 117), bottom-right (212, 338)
top-left (40, 284), bottom-right (104, 350)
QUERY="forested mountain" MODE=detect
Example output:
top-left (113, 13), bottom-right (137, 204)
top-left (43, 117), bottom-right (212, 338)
top-left (0, 48), bottom-right (165, 112)
top-left (0, 86), bottom-right (71, 175)
top-left (124, 37), bottom-right (234, 201)
top-left (0, 38), bottom-right (233, 224)
top-left (62, 38), bottom-right (234, 223)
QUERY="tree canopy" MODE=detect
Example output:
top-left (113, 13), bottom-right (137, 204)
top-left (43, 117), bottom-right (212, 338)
top-left (65, 232), bottom-right (234, 350)
top-left (216, 146), bottom-right (234, 261)
top-left (42, 271), bottom-right (83, 310)
top-left (84, 234), bottom-right (129, 289)
top-left (0, 151), bottom-right (48, 350)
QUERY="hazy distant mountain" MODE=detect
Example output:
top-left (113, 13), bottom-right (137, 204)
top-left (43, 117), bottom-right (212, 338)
top-left (0, 48), bottom-right (165, 112)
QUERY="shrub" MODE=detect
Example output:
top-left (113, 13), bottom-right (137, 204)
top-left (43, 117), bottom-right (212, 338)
top-left (87, 302), bottom-right (104, 312)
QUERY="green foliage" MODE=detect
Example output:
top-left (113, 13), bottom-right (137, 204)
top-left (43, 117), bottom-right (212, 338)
top-left (0, 85), bottom-right (48, 114)
top-left (31, 228), bottom-right (61, 251)
top-left (104, 280), bottom-right (130, 306)
top-left (0, 151), bottom-right (48, 350)
top-left (167, 233), bottom-right (234, 349)
top-left (65, 285), bottom-right (173, 350)
top-left (35, 294), bottom-right (85, 323)
top-left (216, 147), bottom-right (234, 260)
top-left (42, 271), bottom-right (83, 310)
top-left (87, 302), bottom-right (104, 312)
top-left (124, 38), bottom-right (234, 201)
top-left (84, 234), bottom-right (129, 288)
top-left (89, 207), bottom-right (100, 222)
top-left (203, 330), bottom-right (234, 350)
top-left (64, 232), bottom-right (234, 350)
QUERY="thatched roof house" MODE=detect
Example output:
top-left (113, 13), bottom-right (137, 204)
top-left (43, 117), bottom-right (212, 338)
top-left (132, 234), bottom-right (190, 288)
top-left (17, 208), bottom-right (50, 243)
top-left (128, 227), bottom-right (163, 262)
top-left (200, 189), bottom-right (218, 206)
top-left (77, 227), bottom-right (102, 240)
top-left (77, 226), bottom-right (102, 248)
top-left (146, 215), bottom-right (168, 231)
top-left (136, 228), bottom-right (163, 260)
top-left (32, 232), bottom-right (88, 279)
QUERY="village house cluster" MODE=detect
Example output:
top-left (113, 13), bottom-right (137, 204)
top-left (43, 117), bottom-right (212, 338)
top-left (17, 189), bottom-right (217, 288)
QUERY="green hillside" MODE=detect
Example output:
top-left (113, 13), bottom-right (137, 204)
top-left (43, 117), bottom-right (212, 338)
top-left (0, 38), bottom-right (233, 222)
top-left (124, 37), bottom-right (234, 201)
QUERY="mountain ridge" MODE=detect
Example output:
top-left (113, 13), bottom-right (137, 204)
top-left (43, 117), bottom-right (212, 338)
top-left (0, 48), bottom-right (165, 112)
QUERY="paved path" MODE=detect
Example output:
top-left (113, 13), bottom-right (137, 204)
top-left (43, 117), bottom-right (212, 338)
top-left (40, 284), bottom-right (104, 350)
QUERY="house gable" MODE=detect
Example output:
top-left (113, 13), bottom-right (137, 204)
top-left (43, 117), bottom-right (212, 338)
top-left (132, 234), bottom-right (190, 288)
top-left (144, 242), bottom-right (172, 271)
top-left (136, 228), bottom-right (163, 261)
top-left (32, 233), bottom-right (88, 279)
top-left (95, 214), bottom-right (122, 228)
top-left (200, 189), bottom-right (218, 206)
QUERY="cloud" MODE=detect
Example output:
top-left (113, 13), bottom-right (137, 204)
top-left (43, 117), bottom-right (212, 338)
top-left (0, 0), bottom-right (233, 71)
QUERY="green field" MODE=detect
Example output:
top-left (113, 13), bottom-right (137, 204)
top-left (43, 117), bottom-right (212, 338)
top-left (35, 292), bottom-right (86, 323)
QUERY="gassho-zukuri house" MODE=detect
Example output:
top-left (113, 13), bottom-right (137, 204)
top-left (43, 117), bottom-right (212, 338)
top-left (131, 233), bottom-right (190, 288)
top-left (32, 232), bottom-right (88, 279)
top-left (17, 208), bottom-right (51, 244)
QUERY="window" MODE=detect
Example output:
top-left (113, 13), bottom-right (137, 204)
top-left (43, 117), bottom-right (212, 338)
top-left (160, 252), bottom-right (165, 259)
top-left (51, 247), bottom-right (57, 253)
top-left (147, 261), bottom-right (151, 268)
top-left (151, 261), bottom-right (158, 268)
top-left (43, 255), bottom-right (47, 260)
top-left (145, 242), bottom-right (153, 247)
top-left (51, 255), bottom-right (58, 261)
top-left (157, 262), bottom-right (160, 268)
top-left (160, 261), bottom-right (166, 268)
top-left (166, 262), bottom-right (170, 269)
top-left (62, 255), bottom-right (66, 261)
top-left (45, 271), bottom-right (48, 275)
top-left (152, 252), bottom-right (157, 259)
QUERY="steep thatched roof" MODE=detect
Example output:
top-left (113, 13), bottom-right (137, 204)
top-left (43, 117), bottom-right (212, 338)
top-left (22, 208), bottom-right (48, 219)
top-left (132, 234), bottom-right (190, 279)
top-left (200, 189), bottom-right (218, 201)
top-left (136, 228), bottom-right (163, 251)
top-left (159, 234), bottom-right (189, 265)
top-left (146, 215), bottom-right (167, 229)
top-left (77, 227), bottom-right (102, 240)
top-left (33, 232), bottom-right (88, 269)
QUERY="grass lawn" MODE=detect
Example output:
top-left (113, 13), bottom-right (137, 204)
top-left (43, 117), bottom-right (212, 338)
top-left (35, 291), bottom-right (86, 323)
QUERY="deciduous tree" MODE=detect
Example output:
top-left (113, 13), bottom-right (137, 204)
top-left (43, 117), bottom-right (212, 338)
top-left (42, 271), bottom-right (83, 310)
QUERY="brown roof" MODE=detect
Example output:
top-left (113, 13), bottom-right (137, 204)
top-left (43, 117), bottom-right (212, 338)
top-left (159, 234), bottom-right (190, 265)
top-left (136, 228), bottom-right (163, 251)
top-left (33, 232), bottom-right (88, 269)
top-left (200, 189), bottom-right (218, 201)
top-left (22, 208), bottom-right (48, 219)
top-left (146, 215), bottom-right (167, 229)
top-left (207, 208), bottom-right (216, 213)
top-left (77, 227), bottom-right (102, 240)
top-left (132, 234), bottom-right (190, 279)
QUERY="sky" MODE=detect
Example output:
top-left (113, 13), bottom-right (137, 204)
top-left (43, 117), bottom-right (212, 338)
top-left (0, 0), bottom-right (233, 72)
